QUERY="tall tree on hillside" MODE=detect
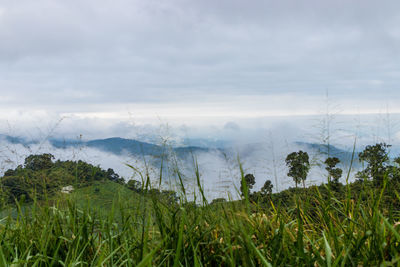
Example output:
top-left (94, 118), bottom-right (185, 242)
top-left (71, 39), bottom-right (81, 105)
top-left (106, 168), bottom-right (120, 181)
top-left (24, 154), bottom-right (54, 171)
top-left (324, 157), bottom-right (342, 191)
top-left (260, 179), bottom-right (273, 197)
top-left (285, 151), bottom-right (310, 188)
top-left (127, 179), bottom-right (142, 192)
top-left (357, 143), bottom-right (390, 187)
top-left (240, 173), bottom-right (255, 197)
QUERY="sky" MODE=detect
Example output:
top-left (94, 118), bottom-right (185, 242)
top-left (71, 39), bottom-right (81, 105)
top-left (0, 0), bottom-right (400, 139)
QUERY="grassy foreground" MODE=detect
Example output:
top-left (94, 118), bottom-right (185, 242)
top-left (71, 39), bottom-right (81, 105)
top-left (1, 179), bottom-right (400, 266)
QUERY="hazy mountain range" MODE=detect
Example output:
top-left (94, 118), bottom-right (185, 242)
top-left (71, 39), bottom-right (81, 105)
top-left (0, 134), bottom-right (358, 164)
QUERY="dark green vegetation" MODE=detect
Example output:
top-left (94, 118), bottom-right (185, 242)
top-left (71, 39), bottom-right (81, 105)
top-left (0, 153), bottom-right (125, 204)
top-left (285, 150), bottom-right (310, 189)
top-left (0, 143), bottom-right (400, 266)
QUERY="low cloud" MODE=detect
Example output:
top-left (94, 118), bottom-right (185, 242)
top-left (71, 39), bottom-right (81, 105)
top-left (0, 0), bottom-right (399, 117)
top-left (223, 121), bottom-right (240, 132)
top-left (1, 110), bottom-right (398, 200)
top-left (0, 128), bottom-right (364, 200)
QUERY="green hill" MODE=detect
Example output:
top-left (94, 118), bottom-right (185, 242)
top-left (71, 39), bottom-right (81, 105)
top-left (67, 180), bottom-right (141, 214)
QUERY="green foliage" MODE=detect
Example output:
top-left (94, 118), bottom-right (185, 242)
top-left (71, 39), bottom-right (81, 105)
top-left (0, 174), bottom-right (400, 265)
top-left (261, 179), bottom-right (273, 196)
top-left (324, 157), bottom-right (343, 190)
top-left (210, 197), bottom-right (226, 205)
top-left (1, 176), bottom-right (32, 202)
top-left (159, 189), bottom-right (179, 205)
top-left (285, 150), bottom-right (310, 188)
top-left (240, 173), bottom-right (255, 197)
top-left (24, 153), bottom-right (55, 171)
top-left (0, 154), bottom-right (123, 203)
top-left (357, 143), bottom-right (391, 186)
top-left (127, 179), bottom-right (142, 192)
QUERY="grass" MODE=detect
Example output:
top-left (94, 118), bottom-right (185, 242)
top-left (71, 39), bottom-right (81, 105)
top-left (0, 175), bottom-right (400, 265)
top-left (68, 180), bottom-right (139, 215)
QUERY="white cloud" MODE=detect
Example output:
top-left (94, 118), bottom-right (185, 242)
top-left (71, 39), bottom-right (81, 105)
top-left (0, 0), bottom-right (399, 119)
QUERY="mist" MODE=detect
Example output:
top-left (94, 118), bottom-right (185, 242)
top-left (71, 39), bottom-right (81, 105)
top-left (2, 107), bottom-right (400, 200)
top-left (0, 129), bottom-right (364, 201)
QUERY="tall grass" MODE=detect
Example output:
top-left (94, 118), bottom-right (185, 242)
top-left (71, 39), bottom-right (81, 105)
top-left (1, 167), bottom-right (400, 266)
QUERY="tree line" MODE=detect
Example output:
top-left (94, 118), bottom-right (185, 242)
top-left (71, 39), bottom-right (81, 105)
top-left (1, 142), bottom-right (400, 206)
top-left (239, 143), bottom-right (400, 204)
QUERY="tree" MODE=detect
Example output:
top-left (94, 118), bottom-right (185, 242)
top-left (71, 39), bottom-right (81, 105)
top-left (1, 154), bottom-right (125, 203)
top-left (127, 179), bottom-right (142, 192)
top-left (261, 180), bottom-right (273, 197)
top-left (210, 198), bottom-right (226, 205)
top-left (357, 143), bottom-right (390, 186)
top-left (240, 173), bottom-right (255, 197)
top-left (390, 157), bottom-right (400, 182)
top-left (324, 157), bottom-right (342, 190)
top-left (285, 151), bottom-right (310, 188)
top-left (4, 169), bottom-right (15, 176)
top-left (161, 190), bottom-right (178, 205)
top-left (1, 176), bottom-right (31, 202)
top-left (106, 168), bottom-right (120, 181)
top-left (24, 154), bottom-right (54, 171)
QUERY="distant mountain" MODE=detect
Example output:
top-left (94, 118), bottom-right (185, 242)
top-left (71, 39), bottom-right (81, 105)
top-left (294, 142), bottom-right (355, 155)
top-left (85, 138), bottom-right (161, 156)
top-left (182, 138), bottom-right (232, 149)
top-left (83, 138), bottom-right (213, 157)
top-left (0, 135), bottom-right (212, 158)
top-left (294, 142), bottom-right (360, 167)
top-left (0, 134), bottom-right (362, 167)
top-left (0, 134), bottom-right (34, 146)
top-left (219, 140), bottom-right (361, 168)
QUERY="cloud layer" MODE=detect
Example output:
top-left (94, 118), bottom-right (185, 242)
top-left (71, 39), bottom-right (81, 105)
top-left (0, 0), bottom-right (399, 119)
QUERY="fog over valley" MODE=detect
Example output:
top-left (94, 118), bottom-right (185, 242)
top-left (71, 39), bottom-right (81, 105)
top-left (1, 111), bottom-right (399, 200)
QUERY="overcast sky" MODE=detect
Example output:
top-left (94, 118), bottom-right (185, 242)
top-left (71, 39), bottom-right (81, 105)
top-left (0, 0), bottom-right (400, 136)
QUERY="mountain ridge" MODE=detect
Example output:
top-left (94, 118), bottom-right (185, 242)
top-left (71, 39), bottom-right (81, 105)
top-left (0, 134), bottom-right (361, 166)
